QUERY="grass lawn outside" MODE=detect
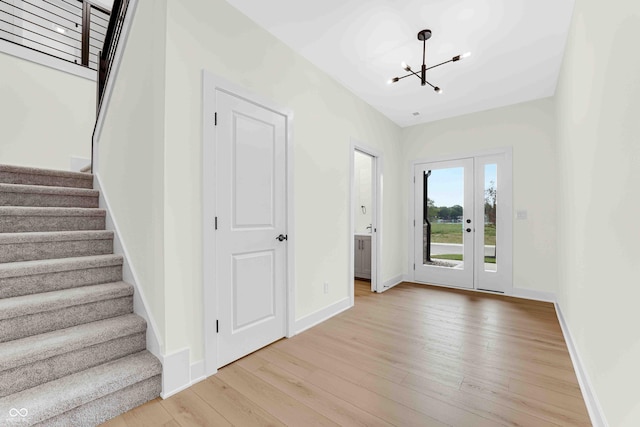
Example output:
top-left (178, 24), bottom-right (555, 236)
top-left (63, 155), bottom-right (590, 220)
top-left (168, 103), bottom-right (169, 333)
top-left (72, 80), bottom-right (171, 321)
top-left (432, 253), bottom-right (497, 264)
top-left (428, 223), bottom-right (496, 246)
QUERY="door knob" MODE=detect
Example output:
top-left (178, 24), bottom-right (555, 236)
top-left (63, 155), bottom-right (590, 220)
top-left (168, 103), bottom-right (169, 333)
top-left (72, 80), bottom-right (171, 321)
top-left (465, 228), bottom-right (472, 233)
top-left (466, 219), bottom-right (471, 224)
top-left (276, 234), bottom-right (288, 241)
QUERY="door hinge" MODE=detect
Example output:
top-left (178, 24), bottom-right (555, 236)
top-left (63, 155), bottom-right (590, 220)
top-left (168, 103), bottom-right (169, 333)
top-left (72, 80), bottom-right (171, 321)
top-left (413, 263), bottom-right (415, 270)
top-left (413, 219), bottom-right (415, 227)
top-left (216, 320), bottom-right (219, 333)
top-left (214, 217), bottom-right (218, 230)
top-left (214, 112), bottom-right (217, 126)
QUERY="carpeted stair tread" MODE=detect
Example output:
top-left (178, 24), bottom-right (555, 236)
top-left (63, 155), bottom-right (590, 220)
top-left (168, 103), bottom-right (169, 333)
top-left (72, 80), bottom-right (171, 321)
top-left (0, 183), bottom-right (99, 208)
top-left (0, 231), bottom-right (114, 263)
top-left (0, 254), bottom-right (123, 280)
top-left (0, 183), bottom-right (98, 197)
top-left (0, 164), bottom-right (93, 189)
top-left (0, 313), bottom-right (146, 372)
top-left (0, 350), bottom-right (161, 426)
top-left (0, 206), bottom-right (106, 217)
top-left (0, 207), bottom-right (106, 233)
top-left (0, 230), bottom-right (113, 244)
top-left (35, 376), bottom-right (161, 426)
top-left (0, 281), bottom-right (132, 321)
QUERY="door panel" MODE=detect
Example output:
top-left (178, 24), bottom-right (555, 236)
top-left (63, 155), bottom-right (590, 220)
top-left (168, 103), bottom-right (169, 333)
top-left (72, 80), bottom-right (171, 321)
top-left (414, 158), bottom-right (474, 289)
top-left (232, 250), bottom-right (275, 330)
top-left (233, 113), bottom-right (276, 228)
top-left (216, 90), bottom-right (287, 368)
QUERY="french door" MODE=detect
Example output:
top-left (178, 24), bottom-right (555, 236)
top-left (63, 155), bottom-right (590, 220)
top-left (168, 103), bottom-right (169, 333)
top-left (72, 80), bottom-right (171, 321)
top-left (413, 153), bottom-right (512, 293)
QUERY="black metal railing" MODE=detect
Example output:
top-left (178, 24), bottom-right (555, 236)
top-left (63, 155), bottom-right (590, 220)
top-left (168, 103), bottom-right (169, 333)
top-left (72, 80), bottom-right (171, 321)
top-left (97, 0), bottom-right (128, 109)
top-left (0, 0), bottom-right (109, 70)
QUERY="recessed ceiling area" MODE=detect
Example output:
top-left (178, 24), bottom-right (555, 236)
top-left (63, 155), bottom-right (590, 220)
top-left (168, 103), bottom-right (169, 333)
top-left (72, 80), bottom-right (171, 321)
top-left (225, 0), bottom-right (575, 127)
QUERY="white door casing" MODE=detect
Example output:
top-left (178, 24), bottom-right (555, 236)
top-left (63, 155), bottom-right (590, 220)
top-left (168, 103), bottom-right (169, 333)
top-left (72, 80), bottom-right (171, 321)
top-left (215, 90), bottom-right (287, 368)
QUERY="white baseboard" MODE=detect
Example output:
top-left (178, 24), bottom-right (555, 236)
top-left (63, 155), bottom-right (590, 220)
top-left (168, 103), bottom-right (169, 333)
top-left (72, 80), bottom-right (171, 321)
top-left (379, 274), bottom-right (405, 292)
top-left (93, 174), bottom-right (162, 361)
top-left (160, 348), bottom-right (191, 399)
top-left (555, 304), bottom-right (608, 427)
top-left (511, 287), bottom-right (556, 303)
top-left (160, 348), bottom-right (206, 399)
top-left (294, 297), bottom-right (352, 335)
top-left (70, 157), bottom-right (90, 172)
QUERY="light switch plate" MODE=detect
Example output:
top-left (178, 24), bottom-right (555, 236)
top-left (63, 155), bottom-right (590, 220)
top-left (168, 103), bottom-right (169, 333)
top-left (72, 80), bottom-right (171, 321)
top-left (516, 210), bottom-right (528, 220)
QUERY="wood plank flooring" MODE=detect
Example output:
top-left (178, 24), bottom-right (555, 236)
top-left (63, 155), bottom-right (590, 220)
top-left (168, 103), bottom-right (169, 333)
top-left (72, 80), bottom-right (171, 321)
top-left (102, 281), bottom-right (591, 426)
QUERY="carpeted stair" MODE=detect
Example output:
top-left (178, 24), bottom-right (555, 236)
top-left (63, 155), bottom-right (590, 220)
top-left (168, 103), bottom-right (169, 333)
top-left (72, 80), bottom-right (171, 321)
top-left (0, 164), bottom-right (161, 426)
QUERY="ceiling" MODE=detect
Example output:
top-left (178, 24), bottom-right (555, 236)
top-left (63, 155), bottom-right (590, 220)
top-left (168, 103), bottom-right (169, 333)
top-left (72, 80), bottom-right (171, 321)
top-left (225, 0), bottom-right (575, 127)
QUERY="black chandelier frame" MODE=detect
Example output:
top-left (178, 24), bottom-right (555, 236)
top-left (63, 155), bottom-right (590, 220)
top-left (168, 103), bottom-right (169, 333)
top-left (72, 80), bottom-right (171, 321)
top-left (388, 29), bottom-right (470, 93)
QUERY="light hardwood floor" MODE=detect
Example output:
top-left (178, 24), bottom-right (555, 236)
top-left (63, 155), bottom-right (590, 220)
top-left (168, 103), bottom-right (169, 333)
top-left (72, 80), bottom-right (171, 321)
top-left (102, 280), bottom-right (591, 426)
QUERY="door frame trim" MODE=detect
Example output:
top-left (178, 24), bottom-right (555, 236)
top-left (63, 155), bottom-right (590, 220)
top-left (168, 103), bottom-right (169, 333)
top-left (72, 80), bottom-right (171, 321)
top-left (407, 147), bottom-right (513, 293)
top-left (202, 70), bottom-right (295, 377)
top-left (349, 140), bottom-right (383, 300)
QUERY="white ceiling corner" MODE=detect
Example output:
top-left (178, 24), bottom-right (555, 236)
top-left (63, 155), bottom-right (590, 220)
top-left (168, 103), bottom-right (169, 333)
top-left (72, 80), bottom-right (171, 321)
top-left (225, 0), bottom-right (575, 127)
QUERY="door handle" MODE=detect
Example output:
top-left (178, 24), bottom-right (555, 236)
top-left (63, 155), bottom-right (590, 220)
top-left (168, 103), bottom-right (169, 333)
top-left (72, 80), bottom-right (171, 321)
top-left (465, 228), bottom-right (472, 233)
top-left (276, 234), bottom-right (288, 241)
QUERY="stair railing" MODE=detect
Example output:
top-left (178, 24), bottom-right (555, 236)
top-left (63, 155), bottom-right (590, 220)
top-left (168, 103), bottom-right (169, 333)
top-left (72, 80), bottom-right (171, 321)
top-left (0, 0), bottom-right (110, 70)
top-left (96, 0), bottom-right (129, 113)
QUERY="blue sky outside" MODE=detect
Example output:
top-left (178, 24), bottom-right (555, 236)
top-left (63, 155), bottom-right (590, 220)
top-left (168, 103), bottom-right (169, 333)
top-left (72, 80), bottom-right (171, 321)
top-left (427, 164), bottom-right (497, 208)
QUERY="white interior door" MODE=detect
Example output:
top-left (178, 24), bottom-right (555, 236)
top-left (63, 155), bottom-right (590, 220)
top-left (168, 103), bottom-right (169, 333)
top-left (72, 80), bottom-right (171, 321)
top-left (414, 158), bottom-right (474, 288)
top-left (216, 90), bottom-right (287, 368)
top-left (413, 153), bottom-right (512, 293)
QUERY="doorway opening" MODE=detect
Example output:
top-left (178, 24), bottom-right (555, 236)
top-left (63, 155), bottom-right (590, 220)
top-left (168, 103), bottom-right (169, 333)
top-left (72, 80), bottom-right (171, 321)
top-left (350, 142), bottom-right (381, 302)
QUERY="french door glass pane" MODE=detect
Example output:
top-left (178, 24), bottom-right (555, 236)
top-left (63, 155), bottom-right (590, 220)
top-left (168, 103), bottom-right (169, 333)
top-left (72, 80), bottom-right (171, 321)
top-left (484, 164), bottom-right (497, 272)
top-left (423, 167), bottom-right (464, 268)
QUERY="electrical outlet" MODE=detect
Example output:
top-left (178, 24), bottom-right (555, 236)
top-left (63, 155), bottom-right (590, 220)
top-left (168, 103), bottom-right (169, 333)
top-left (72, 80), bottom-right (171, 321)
top-left (323, 282), bottom-right (329, 294)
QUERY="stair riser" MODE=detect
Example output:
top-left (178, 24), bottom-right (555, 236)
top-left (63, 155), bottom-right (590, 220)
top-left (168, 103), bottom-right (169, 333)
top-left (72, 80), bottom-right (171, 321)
top-left (0, 264), bottom-right (122, 299)
top-left (0, 297), bottom-right (133, 342)
top-left (0, 332), bottom-right (146, 398)
top-left (0, 171), bottom-right (92, 189)
top-left (0, 216), bottom-right (105, 233)
top-left (0, 192), bottom-right (99, 208)
top-left (34, 375), bottom-right (161, 427)
top-left (0, 239), bottom-right (113, 263)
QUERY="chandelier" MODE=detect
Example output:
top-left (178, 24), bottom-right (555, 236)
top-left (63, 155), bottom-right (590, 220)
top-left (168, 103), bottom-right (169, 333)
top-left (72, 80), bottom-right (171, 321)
top-left (388, 29), bottom-right (470, 93)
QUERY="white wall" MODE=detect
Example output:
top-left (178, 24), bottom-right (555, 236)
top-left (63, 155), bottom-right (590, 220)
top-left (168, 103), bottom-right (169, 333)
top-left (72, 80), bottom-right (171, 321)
top-left (354, 151), bottom-right (373, 234)
top-left (95, 0), bottom-right (167, 350)
top-left (555, 0), bottom-right (640, 425)
top-left (402, 98), bottom-right (558, 294)
top-left (161, 0), bottom-right (403, 362)
top-left (0, 51), bottom-right (94, 170)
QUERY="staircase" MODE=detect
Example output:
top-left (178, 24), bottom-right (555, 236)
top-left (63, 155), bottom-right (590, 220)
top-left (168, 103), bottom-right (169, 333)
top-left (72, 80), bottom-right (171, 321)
top-left (0, 165), bottom-right (161, 426)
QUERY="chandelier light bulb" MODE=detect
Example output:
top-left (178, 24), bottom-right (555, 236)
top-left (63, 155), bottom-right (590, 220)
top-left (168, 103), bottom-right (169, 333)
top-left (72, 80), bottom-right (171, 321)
top-left (387, 77), bottom-right (399, 85)
top-left (435, 87), bottom-right (442, 94)
top-left (401, 61), bottom-right (411, 71)
top-left (461, 52), bottom-right (471, 59)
